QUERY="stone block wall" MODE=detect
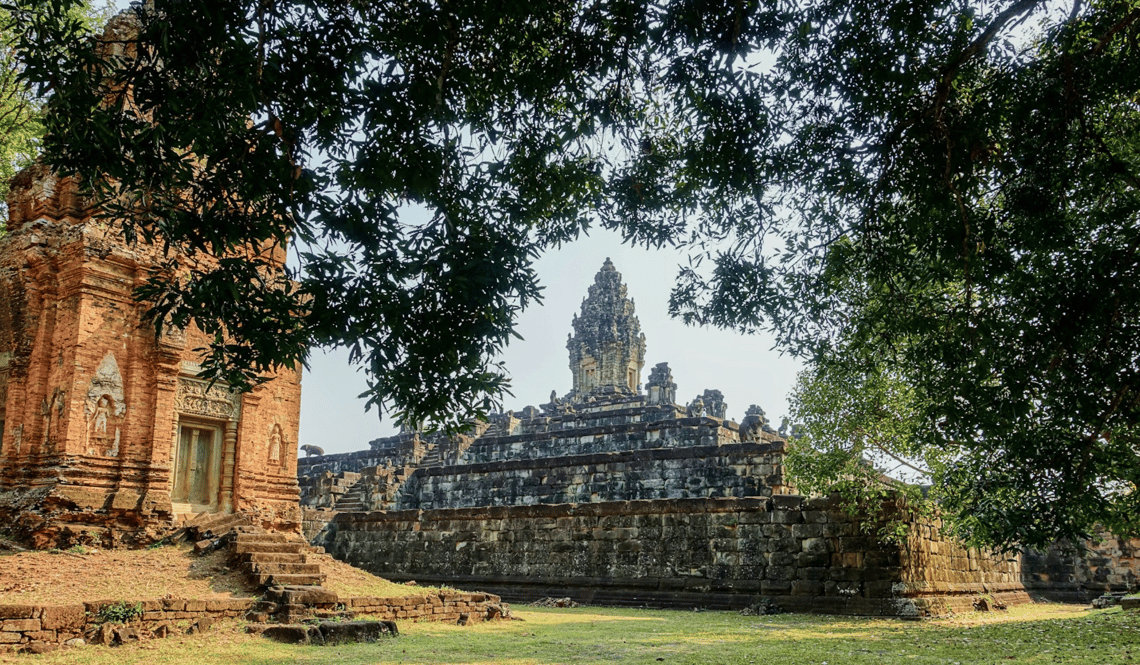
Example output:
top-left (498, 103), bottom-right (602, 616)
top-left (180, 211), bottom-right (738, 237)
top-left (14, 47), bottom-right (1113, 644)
top-left (1023, 531), bottom-right (1140, 602)
top-left (898, 519), bottom-right (1027, 614)
top-left (394, 442), bottom-right (786, 510)
top-left (463, 412), bottom-right (748, 464)
top-left (326, 495), bottom-right (1026, 616)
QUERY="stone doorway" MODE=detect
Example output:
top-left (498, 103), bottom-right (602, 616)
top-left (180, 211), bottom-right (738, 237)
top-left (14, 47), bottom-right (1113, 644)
top-left (171, 420), bottom-right (223, 513)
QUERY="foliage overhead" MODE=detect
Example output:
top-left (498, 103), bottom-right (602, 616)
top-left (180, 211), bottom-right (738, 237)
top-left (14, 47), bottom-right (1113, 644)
top-left (6, 0), bottom-right (1139, 548)
top-left (0, 1), bottom-right (108, 232)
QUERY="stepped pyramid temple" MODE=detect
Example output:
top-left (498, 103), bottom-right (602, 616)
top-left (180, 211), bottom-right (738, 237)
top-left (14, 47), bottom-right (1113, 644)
top-left (297, 260), bottom-right (1055, 616)
top-left (0, 162), bottom-right (303, 548)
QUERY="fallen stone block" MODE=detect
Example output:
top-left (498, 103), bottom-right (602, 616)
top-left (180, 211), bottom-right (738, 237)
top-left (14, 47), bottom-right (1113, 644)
top-left (261, 624), bottom-right (323, 645)
top-left (152, 621), bottom-right (177, 639)
top-left (318, 620), bottom-right (398, 643)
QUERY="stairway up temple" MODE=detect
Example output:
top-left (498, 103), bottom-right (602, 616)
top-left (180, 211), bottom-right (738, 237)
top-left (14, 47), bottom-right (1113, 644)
top-left (299, 260), bottom-right (1046, 616)
top-left (0, 161), bottom-right (303, 548)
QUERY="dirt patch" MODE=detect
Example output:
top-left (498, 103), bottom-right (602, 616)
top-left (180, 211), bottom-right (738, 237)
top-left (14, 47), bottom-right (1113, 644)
top-left (0, 545), bottom-right (256, 605)
top-left (309, 552), bottom-right (451, 599)
top-left (0, 545), bottom-right (446, 606)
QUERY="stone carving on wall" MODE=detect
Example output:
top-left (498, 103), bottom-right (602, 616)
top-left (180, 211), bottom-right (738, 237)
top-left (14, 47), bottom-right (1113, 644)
top-left (645, 362), bottom-right (677, 405)
top-left (268, 424), bottom-right (284, 465)
top-left (11, 425), bottom-right (21, 455)
top-left (159, 324), bottom-right (186, 348)
top-left (40, 388), bottom-right (66, 452)
top-left (84, 353), bottom-right (127, 456)
top-left (0, 367), bottom-right (8, 407)
top-left (175, 377), bottom-right (241, 421)
top-left (566, 259), bottom-right (647, 396)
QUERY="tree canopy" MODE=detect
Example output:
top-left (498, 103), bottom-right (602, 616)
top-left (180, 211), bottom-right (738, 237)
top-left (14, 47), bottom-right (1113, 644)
top-left (6, 0), bottom-right (1139, 548)
top-left (0, 1), bottom-right (108, 231)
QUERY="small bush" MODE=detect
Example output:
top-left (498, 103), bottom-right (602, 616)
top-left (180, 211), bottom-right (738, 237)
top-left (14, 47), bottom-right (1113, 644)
top-left (96, 601), bottom-right (143, 624)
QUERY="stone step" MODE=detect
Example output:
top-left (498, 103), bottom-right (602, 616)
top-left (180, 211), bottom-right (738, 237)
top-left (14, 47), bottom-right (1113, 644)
top-left (234, 541), bottom-right (306, 555)
top-left (240, 552), bottom-right (308, 565)
top-left (254, 572), bottom-right (326, 587)
top-left (235, 532), bottom-right (292, 544)
top-left (242, 562), bottom-right (323, 576)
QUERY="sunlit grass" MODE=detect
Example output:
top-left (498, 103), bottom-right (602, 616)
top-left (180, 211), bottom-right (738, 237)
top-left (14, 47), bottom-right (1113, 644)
top-left (21, 603), bottom-right (1140, 665)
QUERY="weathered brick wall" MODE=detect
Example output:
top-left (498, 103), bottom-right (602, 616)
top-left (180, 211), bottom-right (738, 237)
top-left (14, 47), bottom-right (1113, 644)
top-left (0, 163), bottom-right (302, 547)
top-left (302, 506), bottom-right (336, 543)
top-left (328, 495), bottom-right (1026, 616)
top-left (395, 442), bottom-right (785, 510)
top-left (298, 450), bottom-right (399, 478)
top-left (0, 591), bottom-right (501, 653)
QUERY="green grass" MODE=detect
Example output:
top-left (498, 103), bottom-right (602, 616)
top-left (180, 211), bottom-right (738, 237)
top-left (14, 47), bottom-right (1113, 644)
top-left (27, 603), bottom-right (1140, 664)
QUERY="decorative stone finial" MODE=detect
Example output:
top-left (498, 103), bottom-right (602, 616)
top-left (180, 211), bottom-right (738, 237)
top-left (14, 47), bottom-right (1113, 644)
top-left (645, 362), bottom-right (677, 405)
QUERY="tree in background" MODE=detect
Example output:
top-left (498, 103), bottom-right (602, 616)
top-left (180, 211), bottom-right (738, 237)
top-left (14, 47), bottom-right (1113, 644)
top-left (7, 0), bottom-right (1139, 548)
top-left (0, 1), bottom-right (108, 233)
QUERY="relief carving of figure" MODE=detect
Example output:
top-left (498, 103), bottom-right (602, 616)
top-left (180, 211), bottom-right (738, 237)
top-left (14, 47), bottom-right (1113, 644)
top-left (268, 424), bottom-right (283, 465)
top-left (85, 353), bottom-right (127, 456)
top-left (41, 388), bottom-right (65, 452)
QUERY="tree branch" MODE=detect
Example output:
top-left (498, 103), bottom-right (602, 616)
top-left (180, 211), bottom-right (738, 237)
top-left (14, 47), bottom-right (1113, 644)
top-left (932, 0), bottom-right (1044, 119)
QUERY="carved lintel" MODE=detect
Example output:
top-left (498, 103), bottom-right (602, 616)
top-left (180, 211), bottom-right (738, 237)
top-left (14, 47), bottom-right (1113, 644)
top-left (175, 377), bottom-right (242, 422)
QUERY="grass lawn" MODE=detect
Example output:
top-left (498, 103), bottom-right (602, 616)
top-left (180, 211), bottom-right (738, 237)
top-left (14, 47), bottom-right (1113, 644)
top-left (18, 602), bottom-right (1139, 665)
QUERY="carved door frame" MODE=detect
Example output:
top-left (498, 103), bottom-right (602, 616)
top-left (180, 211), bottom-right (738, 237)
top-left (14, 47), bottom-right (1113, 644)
top-left (172, 376), bottom-right (241, 514)
top-left (171, 419), bottom-right (223, 511)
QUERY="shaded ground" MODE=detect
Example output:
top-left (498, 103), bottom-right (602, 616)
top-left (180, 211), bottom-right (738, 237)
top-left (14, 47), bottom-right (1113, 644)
top-left (0, 544), bottom-right (430, 604)
top-left (14, 603), bottom-right (1140, 664)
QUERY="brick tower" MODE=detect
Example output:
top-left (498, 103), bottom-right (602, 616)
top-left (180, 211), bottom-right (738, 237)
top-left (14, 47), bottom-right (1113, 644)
top-left (0, 163), bottom-right (303, 548)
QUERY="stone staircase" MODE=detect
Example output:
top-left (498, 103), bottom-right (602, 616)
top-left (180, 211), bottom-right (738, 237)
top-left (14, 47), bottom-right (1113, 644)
top-left (233, 532), bottom-right (326, 587)
top-left (331, 466), bottom-right (417, 512)
top-left (182, 512), bottom-right (326, 587)
top-left (331, 480), bottom-right (369, 512)
top-left (419, 444), bottom-right (442, 467)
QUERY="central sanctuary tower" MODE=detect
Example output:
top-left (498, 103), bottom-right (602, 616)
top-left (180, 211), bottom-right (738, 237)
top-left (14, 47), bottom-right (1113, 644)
top-left (566, 259), bottom-right (647, 396)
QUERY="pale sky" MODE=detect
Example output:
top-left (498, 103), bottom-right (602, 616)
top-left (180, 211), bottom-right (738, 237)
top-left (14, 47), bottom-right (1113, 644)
top-left (299, 227), bottom-right (803, 455)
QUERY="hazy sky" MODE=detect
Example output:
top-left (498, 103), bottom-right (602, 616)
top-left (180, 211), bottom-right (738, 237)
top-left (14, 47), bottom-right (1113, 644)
top-left (299, 227), bottom-right (803, 455)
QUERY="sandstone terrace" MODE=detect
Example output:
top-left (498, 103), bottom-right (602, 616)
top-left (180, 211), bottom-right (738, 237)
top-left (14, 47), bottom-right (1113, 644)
top-left (16, 603), bottom-right (1140, 665)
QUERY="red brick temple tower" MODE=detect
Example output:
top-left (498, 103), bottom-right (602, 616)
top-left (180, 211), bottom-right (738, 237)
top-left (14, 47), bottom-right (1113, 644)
top-left (0, 162), bottom-right (303, 548)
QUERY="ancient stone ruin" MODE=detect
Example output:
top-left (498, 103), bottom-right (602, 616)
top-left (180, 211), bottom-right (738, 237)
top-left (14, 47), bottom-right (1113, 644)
top-left (298, 260), bottom-right (1034, 616)
top-left (0, 161), bottom-right (303, 548)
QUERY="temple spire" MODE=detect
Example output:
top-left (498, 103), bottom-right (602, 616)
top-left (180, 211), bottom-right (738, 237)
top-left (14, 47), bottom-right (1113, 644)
top-left (566, 259), bottom-right (647, 397)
